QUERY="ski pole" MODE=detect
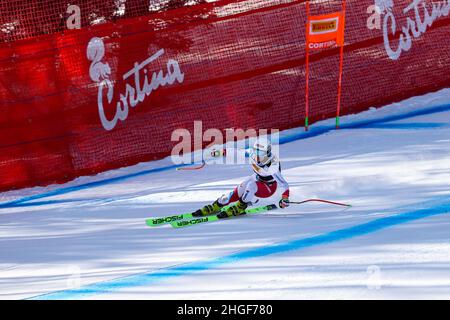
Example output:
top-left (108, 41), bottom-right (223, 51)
top-left (176, 160), bottom-right (206, 171)
top-left (176, 147), bottom-right (224, 171)
top-left (289, 199), bottom-right (352, 207)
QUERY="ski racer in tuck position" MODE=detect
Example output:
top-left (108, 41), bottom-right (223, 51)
top-left (192, 139), bottom-right (290, 218)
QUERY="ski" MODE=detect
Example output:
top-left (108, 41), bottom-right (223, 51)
top-left (146, 212), bottom-right (194, 227)
top-left (145, 204), bottom-right (234, 227)
top-left (170, 204), bottom-right (278, 229)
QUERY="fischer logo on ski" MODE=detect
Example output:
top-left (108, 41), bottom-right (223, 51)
top-left (173, 217), bottom-right (211, 228)
top-left (170, 204), bottom-right (278, 229)
top-left (151, 215), bottom-right (184, 224)
top-left (146, 204), bottom-right (279, 229)
top-left (146, 213), bottom-right (193, 227)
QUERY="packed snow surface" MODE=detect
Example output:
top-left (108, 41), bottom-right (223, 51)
top-left (0, 89), bottom-right (449, 299)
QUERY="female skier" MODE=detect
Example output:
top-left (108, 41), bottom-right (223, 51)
top-left (192, 139), bottom-right (290, 218)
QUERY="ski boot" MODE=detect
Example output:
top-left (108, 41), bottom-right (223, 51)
top-left (217, 199), bottom-right (248, 219)
top-left (192, 200), bottom-right (223, 217)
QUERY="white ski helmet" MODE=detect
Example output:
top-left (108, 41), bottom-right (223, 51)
top-left (251, 139), bottom-right (273, 167)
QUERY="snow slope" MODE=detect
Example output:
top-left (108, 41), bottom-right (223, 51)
top-left (0, 89), bottom-right (449, 300)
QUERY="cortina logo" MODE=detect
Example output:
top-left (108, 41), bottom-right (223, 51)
top-left (87, 37), bottom-right (185, 131)
top-left (368, 0), bottom-right (450, 60)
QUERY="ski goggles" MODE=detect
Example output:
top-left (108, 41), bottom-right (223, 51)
top-left (252, 149), bottom-right (272, 165)
top-left (253, 147), bottom-right (272, 158)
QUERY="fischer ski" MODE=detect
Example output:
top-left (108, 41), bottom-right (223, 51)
top-left (146, 197), bottom-right (350, 227)
top-left (146, 212), bottom-right (194, 227)
top-left (145, 204), bottom-right (234, 227)
top-left (170, 204), bottom-right (278, 229)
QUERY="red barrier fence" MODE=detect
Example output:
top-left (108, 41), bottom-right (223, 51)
top-left (0, 0), bottom-right (449, 191)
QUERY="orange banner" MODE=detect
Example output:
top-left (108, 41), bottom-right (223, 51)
top-left (306, 12), bottom-right (345, 50)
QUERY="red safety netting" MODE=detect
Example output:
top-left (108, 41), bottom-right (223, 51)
top-left (0, 0), bottom-right (449, 191)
